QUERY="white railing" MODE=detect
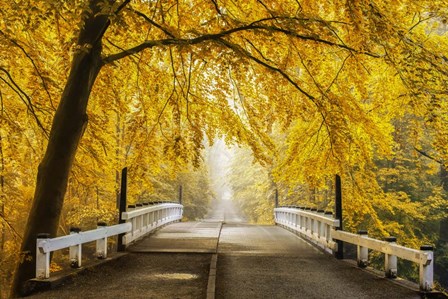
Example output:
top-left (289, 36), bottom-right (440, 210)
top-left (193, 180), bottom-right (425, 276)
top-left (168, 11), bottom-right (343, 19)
top-left (36, 223), bottom-right (131, 279)
top-left (35, 203), bottom-right (183, 279)
top-left (121, 203), bottom-right (183, 245)
top-left (332, 230), bottom-right (434, 291)
top-left (274, 207), bottom-right (434, 292)
top-left (274, 207), bottom-right (339, 252)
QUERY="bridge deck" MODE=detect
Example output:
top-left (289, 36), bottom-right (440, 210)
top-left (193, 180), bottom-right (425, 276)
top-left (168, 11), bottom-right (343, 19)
top-left (216, 222), bottom-right (419, 299)
top-left (29, 200), bottom-right (421, 299)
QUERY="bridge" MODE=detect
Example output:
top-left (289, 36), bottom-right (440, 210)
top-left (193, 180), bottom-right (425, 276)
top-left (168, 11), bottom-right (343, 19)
top-left (24, 198), bottom-right (440, 299)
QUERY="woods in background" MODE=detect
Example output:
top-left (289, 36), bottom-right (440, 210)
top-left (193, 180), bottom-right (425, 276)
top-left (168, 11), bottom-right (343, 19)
top-left (1, 0), bottom-right (447, 297)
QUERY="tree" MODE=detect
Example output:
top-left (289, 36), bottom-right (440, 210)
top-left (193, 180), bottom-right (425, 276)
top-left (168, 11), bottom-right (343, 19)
top-left (1, 0), bottom-right (446, 296)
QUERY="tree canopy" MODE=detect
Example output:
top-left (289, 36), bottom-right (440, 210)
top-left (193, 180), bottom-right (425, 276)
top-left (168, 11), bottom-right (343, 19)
top-left (1, 0), bottom-right (447, 296)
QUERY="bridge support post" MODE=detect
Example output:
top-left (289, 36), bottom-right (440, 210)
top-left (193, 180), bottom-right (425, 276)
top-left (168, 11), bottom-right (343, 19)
top-left (357, 230), bottom-right (369, 268)
top-left (335, 175), bottom-right (343, 259)
top-left (385, 237), bottom-right (397, 278)
top-left (69, 227), bottom-right (82, 268)
top-left (275, 189), bottom-right (279, 208)
top-left (117, 167), bottom-right (127, 252)
top-left (178, 185), bottom-right (183, 204)
top-left (419, 245), bottom-right (434, 291)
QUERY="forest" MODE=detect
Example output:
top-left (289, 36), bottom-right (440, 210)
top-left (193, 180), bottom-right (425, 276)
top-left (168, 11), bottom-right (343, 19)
top-left (1, 0), bottom-right (447, 297)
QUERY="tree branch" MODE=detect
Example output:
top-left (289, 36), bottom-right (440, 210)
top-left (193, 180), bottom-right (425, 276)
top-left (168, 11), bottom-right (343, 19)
top-left (210, 0), bottom-right (221, 15)
top-left (414, 147), bottom-right (443, 164)
top-left (127, 7), bottom-right (176, 38)
top-left (114, 0), bottom-right (131, 14)
top-left (216, 37), bottom-right (316, 101)
top-left (0, 67), bottom-right (49, 136)
top-left (102, 22), bottom-right (378, 64)
top-left (0, 30), bottom-right (55, 110)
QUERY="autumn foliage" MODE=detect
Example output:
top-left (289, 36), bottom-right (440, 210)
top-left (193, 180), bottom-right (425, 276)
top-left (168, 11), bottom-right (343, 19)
top-left (1, 0), bottom-right (448, 297)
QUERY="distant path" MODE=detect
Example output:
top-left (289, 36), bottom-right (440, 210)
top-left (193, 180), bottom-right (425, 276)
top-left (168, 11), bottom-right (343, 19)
top-left (28, 199), bottom-right (420, 299)
top-left (204, 199), bottom-right (247, 223)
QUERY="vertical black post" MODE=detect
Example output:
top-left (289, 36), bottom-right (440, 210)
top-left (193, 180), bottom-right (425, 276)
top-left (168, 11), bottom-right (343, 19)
top-left (335, 174), bottom-right (343, 259)
top-left (178, 185), bottom-right (183, 204)
top-left (117, 167), bottom-right (127, 252)
top-left (275, 189), bottom-right (279, 208)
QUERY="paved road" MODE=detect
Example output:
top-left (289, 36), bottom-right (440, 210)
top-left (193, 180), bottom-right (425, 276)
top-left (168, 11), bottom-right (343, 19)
top-left (213, 199), bottom-right (420, 299)
top-left (216, 223), bottom-right (420, 299)
top-left (28, 253), bottom-right (210, 299)
top-left (28, 199), bottom-right (422, 299)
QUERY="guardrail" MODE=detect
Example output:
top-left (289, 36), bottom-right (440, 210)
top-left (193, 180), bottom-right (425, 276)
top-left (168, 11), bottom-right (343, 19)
top-left (274, 206), bottom-right (434, 292)
top-left (121, 202), bottom-right (183, 245)
top-left (274, 206), bottom-right (339, 253)
top-left (35, 202), bottom-right (183, 279)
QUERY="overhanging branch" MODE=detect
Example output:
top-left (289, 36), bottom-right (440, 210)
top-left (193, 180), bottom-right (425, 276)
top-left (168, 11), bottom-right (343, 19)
top-left (216, 37), bottom-right (316, 101)
top-left (102, 22), bottom-right (379, 65)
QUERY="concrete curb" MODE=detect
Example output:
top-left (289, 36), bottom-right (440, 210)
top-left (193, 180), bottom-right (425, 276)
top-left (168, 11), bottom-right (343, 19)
top-left (206, 253), bottom-right (218, 299)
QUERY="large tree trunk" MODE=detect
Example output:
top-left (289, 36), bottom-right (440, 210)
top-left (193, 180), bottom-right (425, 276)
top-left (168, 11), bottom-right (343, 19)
top-left (11, 1), bottom-right (112, 296)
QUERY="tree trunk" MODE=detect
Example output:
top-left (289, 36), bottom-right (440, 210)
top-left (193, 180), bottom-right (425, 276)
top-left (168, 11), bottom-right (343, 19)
top-left (440, 165), bottom-right (448, 241)
top-left (436, 164), bottom-right (448, 288)
top-left (0, 133), bottom-right (4, 252)
top-left (11, 1), bottom-right (111, 296)
top-left (0, 133), bottom-right (5, 299)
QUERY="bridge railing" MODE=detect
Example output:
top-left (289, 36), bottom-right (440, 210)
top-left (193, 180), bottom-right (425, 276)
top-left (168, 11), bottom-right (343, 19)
top-left (274, 206), bottom-right (434, 292)
top-left (35, 202), bottom-right (183, 279)
top-left (121, 202), bottom-right (183, 245)
top-left (274, 207), bottom-right (339, 253)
